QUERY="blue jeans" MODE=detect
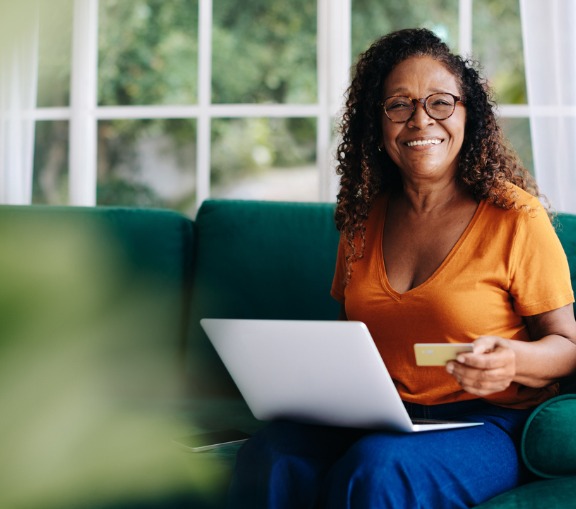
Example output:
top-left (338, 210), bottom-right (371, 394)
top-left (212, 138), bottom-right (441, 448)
top-left (227, 400), bottom-right (532, 509)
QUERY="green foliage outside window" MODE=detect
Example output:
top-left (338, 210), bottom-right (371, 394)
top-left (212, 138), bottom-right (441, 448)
top-left (211, 0), bottom-right (317, 104)
top-left (351, 0), bottom-right (459, 62)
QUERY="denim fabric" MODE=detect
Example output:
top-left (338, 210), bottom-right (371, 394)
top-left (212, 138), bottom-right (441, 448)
top-left (228, 401), bottom-right (532, 509)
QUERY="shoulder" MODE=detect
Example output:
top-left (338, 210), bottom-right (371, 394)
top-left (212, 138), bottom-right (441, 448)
top-left (483, 184), bottom-right (549, 225)
top-left (475, 185), bottom-right (558, 254)
top-left (506, 184), bottom-right (545, 212)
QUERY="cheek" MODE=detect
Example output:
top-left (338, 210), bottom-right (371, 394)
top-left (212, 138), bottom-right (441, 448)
top-left (380, 124), bottom-right (401, 155)
top-left (381, 137), bottom-right (401, 166)
top-left (450, 114), bottom-right (466, 149)
top-left (450, 128), bottom-right (465, 154)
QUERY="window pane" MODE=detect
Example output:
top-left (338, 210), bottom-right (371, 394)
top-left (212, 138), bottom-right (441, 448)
top-left (97, 119), bottom-right (197, 214)
top-left (212, 0), bottom-right (317, 104)
top-left (352, 0), bottom-right (460, 60)
top-left (98, 0), bottom-right (199, 106)
top-left (211, 118), bottom-right (318, 201)
top-left (473, 0), bottom-right (526, 104)
top-left (37, 0), bottom-right (73, 107)
top-left (499, 117), bottom-right (533, 176)
top-left (33, 121), bottom-right (69, 204)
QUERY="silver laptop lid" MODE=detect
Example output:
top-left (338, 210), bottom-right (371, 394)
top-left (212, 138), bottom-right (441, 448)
top-left (200, 319), bottom-right (418, 431)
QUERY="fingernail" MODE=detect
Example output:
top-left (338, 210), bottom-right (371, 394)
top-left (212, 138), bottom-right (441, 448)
top-left (446, 363), bottom-right (454, 374)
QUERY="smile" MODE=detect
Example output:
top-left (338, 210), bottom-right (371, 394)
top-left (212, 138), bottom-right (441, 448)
top-left (405, 139), bottom-right (442, 147)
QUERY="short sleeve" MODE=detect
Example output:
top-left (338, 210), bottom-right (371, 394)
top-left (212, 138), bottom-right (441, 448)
top-left (330, 234), bottom-right (347, 303)
top-left (509, 204), bottom-right (574, 316)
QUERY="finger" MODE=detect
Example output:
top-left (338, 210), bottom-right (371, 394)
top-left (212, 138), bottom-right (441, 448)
top-left (457, 344), bottom-right (515, 370)
top-left (460, 367), bottom-right (511, 386)
top-left (452, 366), bottom-right (514, 395)
top-left (448, 359), bottom-right (512, 382)
top-left (457, 376), bottom-right (510, 396)
top-left (451, 359), bottom-right (513, 380)
top-left (460, 377), bottom-right (512, 396)
top-left (456, 351), bottom-right (508, 370)
top-left (472, 335), bottom-right (501, 353)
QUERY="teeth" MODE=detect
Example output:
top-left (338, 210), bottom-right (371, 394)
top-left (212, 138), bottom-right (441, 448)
top-left (406, 139), bottom-right (441, 147)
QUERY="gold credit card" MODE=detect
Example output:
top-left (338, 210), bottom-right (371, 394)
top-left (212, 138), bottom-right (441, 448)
top-left (414, 343), bottom-right (474, 366)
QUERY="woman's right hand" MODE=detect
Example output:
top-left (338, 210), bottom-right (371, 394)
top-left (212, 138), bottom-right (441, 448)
top-left (446, 336), bottom-right (516, 397)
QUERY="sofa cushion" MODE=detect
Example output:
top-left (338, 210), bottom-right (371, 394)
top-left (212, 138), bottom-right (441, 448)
top-left (521, 394), bottom-right (576, 478)
top-left (473, 477), bottom-right (576, 508)
top-left (186, 199), bottom-right (340, 397)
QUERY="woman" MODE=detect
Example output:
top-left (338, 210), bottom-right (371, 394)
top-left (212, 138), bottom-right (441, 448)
top-left (228, 28), bottom-right (576, 508)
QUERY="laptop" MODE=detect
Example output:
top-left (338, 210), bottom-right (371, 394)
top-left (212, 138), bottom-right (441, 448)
top-left (200, 319), bottom-right (483, 433)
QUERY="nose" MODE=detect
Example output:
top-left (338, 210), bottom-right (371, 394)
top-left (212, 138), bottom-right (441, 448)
top-left (408, 100), bottom-right (434, 128)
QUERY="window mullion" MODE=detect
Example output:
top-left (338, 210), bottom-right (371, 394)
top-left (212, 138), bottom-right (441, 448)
top-left (69, 0), bottom-right (98, 206)
top-left (318, 0), bottom-right (350, 202)
top-left (458, 0), bottom-right (473, 57)
top-left (196, 0), bottom-right (212, 209)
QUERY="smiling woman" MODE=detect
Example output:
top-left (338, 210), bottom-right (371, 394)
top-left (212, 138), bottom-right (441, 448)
top-left (226, 28), bottom-right (576, 509)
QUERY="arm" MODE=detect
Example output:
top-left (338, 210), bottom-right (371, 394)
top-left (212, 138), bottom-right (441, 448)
top-left (517, 304), bottom-right (576, 385)
top-left (446, 304), bottom-right (576, 397)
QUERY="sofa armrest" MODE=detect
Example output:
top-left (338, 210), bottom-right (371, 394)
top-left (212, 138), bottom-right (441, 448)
top-left (521, 394), bottom-right (576, 478)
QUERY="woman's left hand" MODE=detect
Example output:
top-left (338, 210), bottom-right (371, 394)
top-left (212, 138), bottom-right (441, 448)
top-left (446, 336), bottom-right (516, 396)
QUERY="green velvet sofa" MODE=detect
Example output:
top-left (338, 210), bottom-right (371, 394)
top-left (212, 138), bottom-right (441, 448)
top-left (1, 199), bottom-right (575, 509)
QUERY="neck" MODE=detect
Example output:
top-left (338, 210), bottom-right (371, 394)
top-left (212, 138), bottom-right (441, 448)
top-left (397, 179), bottom-right (470, 215)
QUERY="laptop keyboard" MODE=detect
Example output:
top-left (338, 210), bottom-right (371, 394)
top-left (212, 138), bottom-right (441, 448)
top-left (411, 418), bottom-right (461, 425)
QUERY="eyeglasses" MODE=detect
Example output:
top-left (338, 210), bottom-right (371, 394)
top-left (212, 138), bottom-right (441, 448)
top-left (382, 93), bottom-right (464, 123)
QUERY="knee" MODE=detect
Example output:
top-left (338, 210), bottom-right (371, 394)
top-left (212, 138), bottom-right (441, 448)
top-left (339, 434), bottom-right (410, 473)
top-left (322, 436), bottom-right (420, 509)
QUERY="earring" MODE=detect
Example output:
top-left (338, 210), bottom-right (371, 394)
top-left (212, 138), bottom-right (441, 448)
top-left (377, 145), bottom-right (383, 152)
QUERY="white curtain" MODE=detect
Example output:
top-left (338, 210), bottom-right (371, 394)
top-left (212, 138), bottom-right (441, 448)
top-left (0, 1), bottom-right (39, 204)
top-left (520, 0), bottom-right (576, 214)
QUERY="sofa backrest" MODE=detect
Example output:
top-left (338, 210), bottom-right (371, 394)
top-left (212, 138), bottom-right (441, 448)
top-left (556, 213), bottom-right (576, 393)
top-left (557, 213), bottom-right (576, 306)
top-left (186, 199), bottom-right (340, 396)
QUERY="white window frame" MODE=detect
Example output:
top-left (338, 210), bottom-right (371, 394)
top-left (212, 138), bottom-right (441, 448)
top-left (29, 0), bottom-right (529, 210)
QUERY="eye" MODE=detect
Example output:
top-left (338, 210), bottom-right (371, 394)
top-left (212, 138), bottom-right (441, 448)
top-left (385, 97), bottom-right (412, 110)
top-left (428, 94), bottom-right (455, 107)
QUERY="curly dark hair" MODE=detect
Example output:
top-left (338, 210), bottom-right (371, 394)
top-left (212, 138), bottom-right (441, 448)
top-left (334, 28), bottom-right (541, 282)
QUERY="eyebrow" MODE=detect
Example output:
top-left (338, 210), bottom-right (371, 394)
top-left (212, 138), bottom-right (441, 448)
top-left (385, 87), bottom-right (457, 96)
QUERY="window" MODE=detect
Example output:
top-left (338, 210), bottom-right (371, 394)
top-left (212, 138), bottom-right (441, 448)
top-left (24, 0), bottom-right (530, 215)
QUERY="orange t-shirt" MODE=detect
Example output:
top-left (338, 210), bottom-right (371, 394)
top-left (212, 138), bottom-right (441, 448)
top-left (331, 186), bottom-right (574, 409)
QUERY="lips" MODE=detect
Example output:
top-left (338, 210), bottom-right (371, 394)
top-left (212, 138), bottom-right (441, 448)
top-left (405, 138), bottom-right (442, 147)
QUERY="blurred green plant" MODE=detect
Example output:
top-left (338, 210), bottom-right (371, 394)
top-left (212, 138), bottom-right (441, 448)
top-left (0, 215), bottom-right (222, 508)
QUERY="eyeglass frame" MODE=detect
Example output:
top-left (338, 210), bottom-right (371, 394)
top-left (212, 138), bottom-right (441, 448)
top-left (381, 92), bottom-right (465, 123)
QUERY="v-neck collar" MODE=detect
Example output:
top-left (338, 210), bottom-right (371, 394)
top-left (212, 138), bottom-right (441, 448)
top-left (376, 193), bottom-right (486, 300)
